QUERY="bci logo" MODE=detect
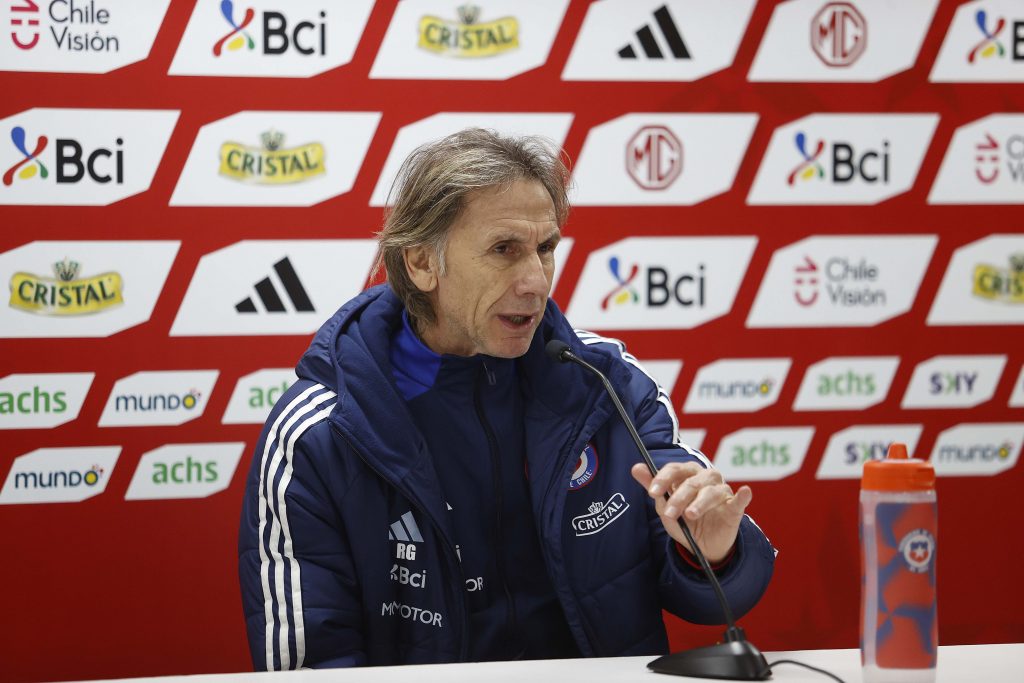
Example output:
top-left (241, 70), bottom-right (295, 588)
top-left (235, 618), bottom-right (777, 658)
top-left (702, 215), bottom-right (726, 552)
top-left (602, 257), bottom-right (705, 310)
top-left (817, 371), bottom-right (876, 397)
top-left (787, 132), bottom-right (890, 186)
top-left (731, 441), bottom-right (789, 467)
top-left (3, 126), bottom-right (123, 186)
top-left (213, 1), bottom-right (326, 57)
top-left (929, 371), bottom-right (978, 395)
top-left (967, 9), bottom-right (1024, 64)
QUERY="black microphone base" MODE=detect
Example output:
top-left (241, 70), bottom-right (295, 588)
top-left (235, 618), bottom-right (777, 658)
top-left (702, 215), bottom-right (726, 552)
top-left (647, 639), bottom-right (772, 680)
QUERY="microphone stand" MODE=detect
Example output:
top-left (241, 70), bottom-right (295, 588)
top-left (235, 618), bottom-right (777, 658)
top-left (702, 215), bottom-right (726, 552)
top-left (547, 341), bottom-right (771, 680)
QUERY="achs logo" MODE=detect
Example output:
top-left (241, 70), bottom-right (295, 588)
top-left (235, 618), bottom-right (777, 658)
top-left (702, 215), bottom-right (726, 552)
top-left (601, 256), bottom-right (640, 310)
top-left (219, 130), bottom-right (324, 184)
top-left (9, 257), bottom-right (123, 316)
top-left (618, 4), bottom-right (689, 61)
top-left (787, 132), bottom-right (825, 185)
top-left (898, 529), bottom-right (935, 573)
top-left (214, 0), bottom-right (256, 55)
top-left (3, 127), bottom-right (48, 185)
top-left (973, 254), bottom-right (1024, 303)
top-left (627, 125), bottom-right (682, 190)
top-left (418, 3), bottom-right (518, 59)
top-left (968, 9), bottom-right (1006, 63)
top-left (812, 2), bottom-right (867, 67)
top-left (571, 492), bottom-right (629, 536)
top-left (568, 443), bottom-right (599, 490)
top-left (235, 256), bottom-right (315, 314)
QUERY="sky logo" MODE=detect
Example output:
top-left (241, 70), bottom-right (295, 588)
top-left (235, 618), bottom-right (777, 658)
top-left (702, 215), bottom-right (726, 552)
top-left (601, 257), bottom-right (640, 310)
top-left (787, 132), bottom-right (825, 185)
top-left (969, 9), bottom-right (1006, 63)
top-left (3, 126), bottom-right (48, 185)
top-left (214, 0), bottom-right (256, 56)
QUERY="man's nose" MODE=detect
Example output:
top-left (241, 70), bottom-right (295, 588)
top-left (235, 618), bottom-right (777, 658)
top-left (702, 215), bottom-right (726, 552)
top-left (515, 253), bottom-right (552, 299)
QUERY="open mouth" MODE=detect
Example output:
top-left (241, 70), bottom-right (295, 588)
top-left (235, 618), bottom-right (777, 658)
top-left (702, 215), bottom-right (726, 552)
top-left (499, 314), bottom-right (535, 328)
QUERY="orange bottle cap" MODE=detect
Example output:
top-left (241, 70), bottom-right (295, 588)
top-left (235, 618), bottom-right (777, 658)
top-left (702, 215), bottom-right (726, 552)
top-left (861, 442), bottom-right (935, 492)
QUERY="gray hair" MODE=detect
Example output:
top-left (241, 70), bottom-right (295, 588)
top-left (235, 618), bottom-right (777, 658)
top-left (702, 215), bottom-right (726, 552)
top-left (375, 128), bottom-right (570, 327)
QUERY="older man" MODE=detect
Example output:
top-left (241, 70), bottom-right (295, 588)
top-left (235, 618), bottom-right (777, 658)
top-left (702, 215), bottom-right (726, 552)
top-left (238, 129), bottom-right (775, 670)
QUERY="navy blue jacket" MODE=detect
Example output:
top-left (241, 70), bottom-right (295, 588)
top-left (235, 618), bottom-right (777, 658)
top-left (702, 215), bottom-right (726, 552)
top-left (238, 285), bottom-right (775, 670)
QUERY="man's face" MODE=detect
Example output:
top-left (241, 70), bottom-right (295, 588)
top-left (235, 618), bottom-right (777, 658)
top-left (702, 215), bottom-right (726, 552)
top-left (415, 179), bottom-right (560, 358)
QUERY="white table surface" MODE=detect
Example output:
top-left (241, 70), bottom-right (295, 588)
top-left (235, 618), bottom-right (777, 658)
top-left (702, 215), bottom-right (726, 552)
top-left (69, 644), bottom-right (1024, 683)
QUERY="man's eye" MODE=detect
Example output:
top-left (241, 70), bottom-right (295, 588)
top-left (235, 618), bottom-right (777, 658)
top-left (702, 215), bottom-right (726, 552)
top-left (494, 244), bottom-right (510, 255)
top-left (539, 242), bottom-right (556, 254)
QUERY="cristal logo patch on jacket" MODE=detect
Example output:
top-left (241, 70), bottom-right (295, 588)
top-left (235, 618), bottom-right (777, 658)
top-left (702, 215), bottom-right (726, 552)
top-left (572, 492), bottom-right (630, 536)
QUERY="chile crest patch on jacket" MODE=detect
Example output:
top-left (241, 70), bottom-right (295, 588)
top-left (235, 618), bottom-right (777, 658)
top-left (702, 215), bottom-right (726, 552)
top-left (569, 443), bottom-right (599, 490)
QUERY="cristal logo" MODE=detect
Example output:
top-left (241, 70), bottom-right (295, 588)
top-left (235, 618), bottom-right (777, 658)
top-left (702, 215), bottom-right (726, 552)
top-left (968, 9), bottom-right (1006, 63)
top-left (218, 129), bottom-right (325, 184)
top-left (417, 4), bottom-right (518, 59)
top-left (601, 256), bottom-right (639, 310)
top-left (626, 125), bottom-right (682, 190)
top-left (214, 0), bottom-right (255, 55)
top-left (15, 464), bottom-right (103, 489)
top-left (787, 131), bottom-right (889, 185)
top-left (812, 2), bottom-right (867, 68)
top-left (115, 389), bottom-right (201, 413)
top-left (3, 127), bottom-right (48, 185)
top-left (787, 132), bottom-right (824, 185)
top-left (973, 254), bottom-right (1024, 303)
top-left (9, 257), bottom-right (124, 316)
top-left (211, 0), bottom-right (326, 58)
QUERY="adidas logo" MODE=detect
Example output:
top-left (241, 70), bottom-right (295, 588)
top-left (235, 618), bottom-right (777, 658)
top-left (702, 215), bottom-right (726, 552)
top-left (388, 510), bottom-right (424, 543)
top-left (618, 5), bottom-right (690, 60)
top-left (235, 257), bottom-right (315, 314)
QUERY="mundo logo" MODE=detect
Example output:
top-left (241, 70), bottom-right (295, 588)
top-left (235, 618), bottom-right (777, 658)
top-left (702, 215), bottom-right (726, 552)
top-left (0, 446), bottom-right (120, 504)
top-left (930, 422), bottom-right (1023, 477)
top-left (683, 358), bottom-right (791, 414)
top-left (213, 0), bottom-right (256, 56)
top-left (748, 114), bottom-right (937, 205)
top-left (2, 126), bottom-right (47, 184)
top-left (931, 0), bottom-right (1024, 82)
top-left (602, 257), bottom-right (640, 310)
top-left (99, 370), bottom-right (218, 427)
top-left (568, 237), bottom-right (756, 331)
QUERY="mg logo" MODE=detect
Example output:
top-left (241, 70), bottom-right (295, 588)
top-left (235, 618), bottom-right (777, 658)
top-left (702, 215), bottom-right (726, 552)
top-left (626, 125), bottom-right (682, 190)
top-left (812, 2), bottom-right (867, 67)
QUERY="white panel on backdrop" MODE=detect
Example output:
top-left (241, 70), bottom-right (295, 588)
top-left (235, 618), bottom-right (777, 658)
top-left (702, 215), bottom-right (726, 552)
top-left (1011, 365), bottom-right (1024, 407)
top-left (929, 115), bottom-right (1024, 204)
top-left (572, 113), bottom-right (758, 206)
top-left (931, 0), bottom-right (1024, 83)
top-left (683, 359), bottom-right (791, 414)
top-left (746, 235), bottom-right (937, 328)
top-left (371, 0), bottom-right (569, 80)
top-left (901, 355), bottom-right (1006, 410)
top-left (562, 0), bottom-right (755, 82)
top-left (927, 234), bottom-right (1024, 326)
top-left (567, 236), bottom-right (756, 331)
top-left (0, 240), bottom-right (179, 339)
top-left (0, 447), bottom-right (120, 505)
top-left (747, 114), bottom-right (938, 205)
top-left (170, 111), bottom-right (380, 207)
top-left (930, 423), bottom-right (1024, 477)
top-left (713, 427), bottom-right (815, 483)
top-left (171, 240), bottom-right (377, 337)
top-left (0, 373), bottom-right (94, 430)
top-left (223, 368), bottom-right (297, 425)
top-left (637, 360), bottom-right (683, 399)
top-left (370, 113), bottom-right (573, 206)
top-left (793, 356), bottom-right (900, 411)
top-left (748, 0), bottom-right (938, 82)
top-left (0, 108), bottom-right (178, 206)
top-left (0, 1), bottom-right (170, 74)
top-left (677, 429), bottom-right (706, 452)
top-left (125, 443), bottom-right (245, 501)
top-left (169, 0), bottom-right (375, 77)
top-left (99, 371), bottom-right (220, 427)
top-left (816, 424), bottom-right (924, 480)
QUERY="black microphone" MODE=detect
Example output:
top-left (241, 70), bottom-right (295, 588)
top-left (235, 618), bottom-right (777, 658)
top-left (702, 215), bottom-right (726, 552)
top-left (545, 339), bottom-right (770, 680)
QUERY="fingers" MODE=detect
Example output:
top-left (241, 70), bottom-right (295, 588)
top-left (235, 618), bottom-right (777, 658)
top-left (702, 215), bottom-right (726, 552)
top-left (633, 462), bottom-right (752, 523)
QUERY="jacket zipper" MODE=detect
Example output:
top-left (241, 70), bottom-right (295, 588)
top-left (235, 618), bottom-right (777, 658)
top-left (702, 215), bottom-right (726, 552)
top-left (332, 424), bottom-right (471, 662)
top-left (473, 363), bottom-right (523, 659)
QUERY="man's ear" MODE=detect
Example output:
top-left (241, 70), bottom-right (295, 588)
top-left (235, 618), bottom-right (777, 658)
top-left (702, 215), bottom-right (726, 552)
top-left (403, 245), bottom-right (437, 293)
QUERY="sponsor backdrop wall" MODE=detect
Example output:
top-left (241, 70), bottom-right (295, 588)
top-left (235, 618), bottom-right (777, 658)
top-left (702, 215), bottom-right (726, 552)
top-left (1, 0), bottom-right (1022, 680)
